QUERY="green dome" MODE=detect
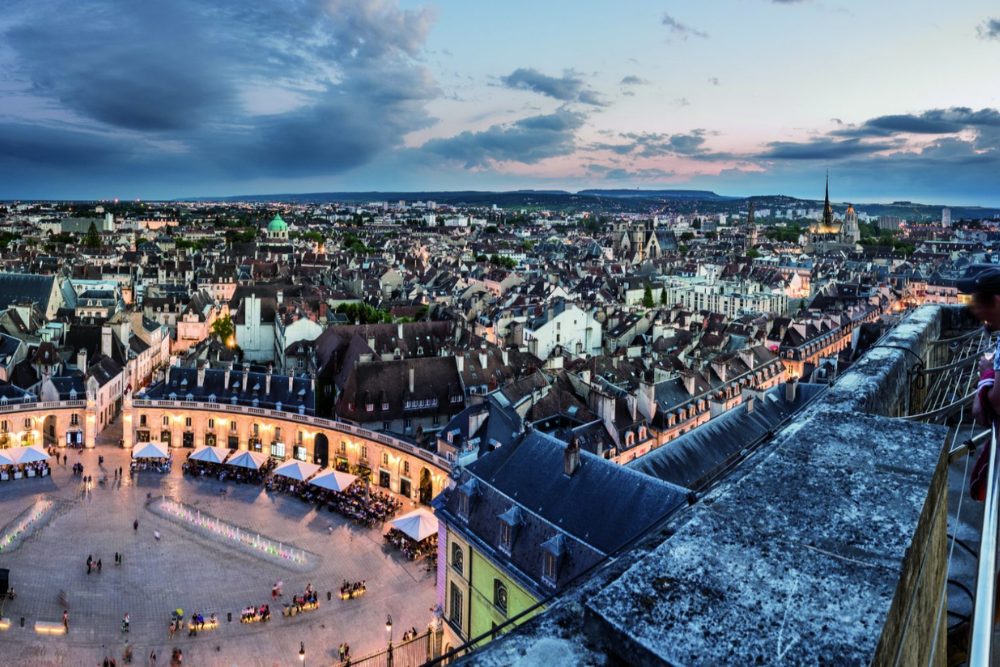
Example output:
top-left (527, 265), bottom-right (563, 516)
top-left (267, 214), bottom-right (288, 232)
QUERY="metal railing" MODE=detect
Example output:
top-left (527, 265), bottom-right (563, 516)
top-left (970, 423), bottom-right (1000, 666)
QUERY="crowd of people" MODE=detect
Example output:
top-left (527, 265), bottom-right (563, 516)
top-left (241, 604), bottom-right (270, 623)
top-left (0, 460), bottom-right (50, 480)
top-left (131, 454), bottom-right (172, 474)
top-left (384, 528), bottom-right (437, 561)
top-left (327, 484), bottom-right (403, 529)
top-left (181, 454), bottom-right (276, 484)
top-left (340, 580), bottom-right (367, 600)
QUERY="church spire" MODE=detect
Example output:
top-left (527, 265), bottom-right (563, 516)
top-left (821, 171), bottom-right (833, 227)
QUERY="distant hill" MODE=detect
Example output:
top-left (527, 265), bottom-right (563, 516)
top-left (577, 189), bottom-right (733, 200)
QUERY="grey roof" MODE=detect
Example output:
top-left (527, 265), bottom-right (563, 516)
top-left (466, 430), bottom-right (688, 555)
top-left (143, 365), bottom-right (314, 415)
top-left (628, 382), bottom-right (826, 490)
top-left (0, 274), bottom-right (56, 312)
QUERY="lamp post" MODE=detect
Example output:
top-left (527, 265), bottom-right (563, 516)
top-left (299, 641), bottom-right (305, 666)
top-left (386, 615), bottom-right (393, 667)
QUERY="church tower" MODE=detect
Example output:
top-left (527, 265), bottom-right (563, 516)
top-left (745, 202), bottom-right (758, 252)
top-left (821, 172), bottom-right (834, 229)
top-left (841, 204), bottom-right (860, 244)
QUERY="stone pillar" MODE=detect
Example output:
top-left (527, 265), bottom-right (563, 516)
top-left (122, 395), bottom-right (134, 450)
top-left (85, 398), bottom-right (97, 449)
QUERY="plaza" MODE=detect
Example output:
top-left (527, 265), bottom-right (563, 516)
top-left (0, 422), bottom-right (438, 667)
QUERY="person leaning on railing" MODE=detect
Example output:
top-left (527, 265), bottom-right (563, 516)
top-left (965, 269), bottom-right (1000, 499)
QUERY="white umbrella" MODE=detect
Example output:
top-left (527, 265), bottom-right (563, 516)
top-left (226, 450), bottom-right (269, 470)
top-left (390, 508), bottom-right (439, 542)
top-left (189, 446), bottom-right (229, 464)
top-left (132, 442), bottom-right (170, 459)
top-left (11, 445), bottom-right (50, 464)
top-left (273, 459), bottom-right (320, 481)
top-left (309, 469), bottom-right (357, 493)
top-left (0, 449), bottom-right (15, 466)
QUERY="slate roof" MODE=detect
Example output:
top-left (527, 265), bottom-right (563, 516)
top-left (0, 274), bottom-right (56, 312)
top-left (143, 364), bottom-right (315, 415)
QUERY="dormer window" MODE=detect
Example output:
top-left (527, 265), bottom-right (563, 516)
top-left (366, 403), bottom-right (374, 413)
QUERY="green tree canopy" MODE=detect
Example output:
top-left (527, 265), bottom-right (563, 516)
top-left (746, 248), bottom-right (762, 259)
top-left (211, 314), bottom-right (236, 345)
top-left (680, 231), bottom-right (695, 241)
top-left (85, 222), bottom-right (102, 249)
top-left (660, 287), bottom-right (668, 306)
top-left (642, 283), bottom-right (655, 309)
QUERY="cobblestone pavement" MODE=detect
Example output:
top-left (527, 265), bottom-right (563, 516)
top-left (0, 422), bottom-right (437, 667)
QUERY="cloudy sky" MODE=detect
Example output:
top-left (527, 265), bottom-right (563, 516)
top-left (1, 0), bottom-right (998, 203)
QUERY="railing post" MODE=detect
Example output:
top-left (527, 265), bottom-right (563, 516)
top-left (970, 423), bottom-right (1000, 666)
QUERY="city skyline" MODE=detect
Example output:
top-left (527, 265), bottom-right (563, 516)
top-left (1, 0), bottom-right (998, 204)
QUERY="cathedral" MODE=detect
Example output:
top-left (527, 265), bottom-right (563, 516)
top-left (611, 220), bottom-right (678, 264)
top-left (805, 175), bottom-right (860, 254)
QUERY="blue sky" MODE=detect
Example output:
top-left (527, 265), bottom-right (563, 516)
top-left (0, 0), bottom-right (998, 204)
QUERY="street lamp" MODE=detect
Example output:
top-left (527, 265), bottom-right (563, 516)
top-left (299, 642), bottom-right (305, 666)
top-left (386, 614), bottom-right (394, 667)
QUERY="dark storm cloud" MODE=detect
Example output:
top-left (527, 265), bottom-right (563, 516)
top-left (661, 13), bottom-right (709, 39)
top-left (978, 18), bottom-right (1000, 41)
top-left (831, 107), bottom-right (1000, 138)
top-left (500, 68), bottom-right (608, 106)
top-left (422, 110), bottom-right (586, 168)
top-left (758, 137), bottom-right (902, 159)
top-left (0, 0), bottom-right (440, 190)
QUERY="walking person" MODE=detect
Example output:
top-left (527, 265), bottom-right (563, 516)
top-left (149, 649), bottom-right (156, 665)
top-left (122, 612), bottom-right (130, 633)
top-left (62, 610), bottom-right (68, 633)
top-left (115, 552), bottom-right (120, 566)
top-left (87, 554), bottom-right (93, 575)
top-left (169, 620), bottom-right (175, 639)
top-left (133, 519), bottom-right (138, 533)
top-left (97, 558), bottom-right (102, 573)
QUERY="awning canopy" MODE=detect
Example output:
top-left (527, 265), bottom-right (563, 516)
top-left (9, 445), bottom-right (50, 464)
top-left (273, 459), bottom-right (320, 481)
top-left (309, 469), bottom-right (358, 493)
top-left (189, 446), bottom-right (230, 464)
top-left (132, 442), bottom-right (170, 459)
top-left (390, 508), bottom-right (439, 542)
top-left (226, 450), bottom-right (269, 470)
top-left (0, 449), bottom-right (15, 466)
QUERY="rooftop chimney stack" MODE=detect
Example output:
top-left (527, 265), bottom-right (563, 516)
top-left (409, 367), bottom-right (415, 393)
top-left (266, 364), bottom-right (272, 394)
top-left (196, 362), bottom-right (206, 389)
top-left (224, 362), bottom-right (231, 389)
top-left (77, 348), bottom-right (88, 373)
top-left (564, 436), bottom-right (581, 477)
top-left (785, 377), bottom-right (799, 403)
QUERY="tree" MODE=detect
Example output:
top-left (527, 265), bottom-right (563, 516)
top-left (705, 231), bottom-right (718, 240)
top-left (489, 254), bottom-right (517, 270)
top-left (211, 314), bottom-right (236, 346)
top-left (746, 248), bottom-right (762, 259)
top-left (678, 244), bottom-right (690, 254)
top-left (660, 287), bottom-right (668, 306)
top-left (85, 222), bottom-right (102, 249)
top-left (484, 225), bottom-right (499, 235)
top-left (680, 231), bottom-right (695, 242)
top-left (642, 283), bottom-right (655, 309)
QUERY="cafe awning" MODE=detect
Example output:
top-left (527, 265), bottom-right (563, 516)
top-left (309, 469), bottom-right (358, 493)
top-left (226, 450), bottom-right (269, 470)
top-left (390, 508), bottom-right (439, 542)
top-left (273, 459), bottom-right (320, 481)
top-left (9, 445), bottom-right (50, 464)
top-left (132, 442), bottom-right (170, 459)
top-left (189, 446), bottom-right (229, 465)
top-left (0, 449), bottom-right (15, 466)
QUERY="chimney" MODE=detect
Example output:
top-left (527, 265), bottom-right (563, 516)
top-left (479, 349), bottom-right (488, 372)
top-left (242, 365), bottom-right (249, 392)
top-left (409, 367), bottom-right (415, 393)
top-left (785, 377), bottom-right (799, 403)
top-left (266, 364), bottom-right (272, 394)
top-left (745, 395), bottom-right (755, 414)
top-left (276, 290), bottom-right (284, 305)
top-left (683, 372), bottom-right (697, 396)
top-left (196, 362), bottom-right (206, 389)
top-left (289, 373), bottom-right (294, 393)
top-left (224, 362), bottom-right (231, 389)
top-left (398, 322), bottom-right (404, 340)
top-left (77, 348), bottom-right (88, 373)
top-left (564, 436), bottom-right (581, 477)
top-left (456, 355), bottom-right (464, 373)
top-left (101, 324), bottom-right (113, 359)
top-left (310, 371), bottom-right (315, 392)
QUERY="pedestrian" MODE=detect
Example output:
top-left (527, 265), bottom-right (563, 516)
top-left (133, 519), bottom-right (138, 533)
top-left (123, 612), bottom-right (130, 633)
top-left (149, 649), bottom-right (156, 665)
top-left (103, 658), bottom-right (110, 667)
top-left (339, 643), bottom-right (344, 661)
top-left (168, 620), bottom-right (175, 639)
top-left (87, 554), bottom-right (93, 575)
top-left (97, 558), bottom-right (102, 573)
top-left (99, 455), bottom-right (104, 466)
top-left (115, 552), bottom-right (120, 566)
top-left (123, 643), bottom-right (133, 664)
top-left (272, 586), bottom-right (277, 601)
top-left (119, 552), bottom-right (124, 566)
top-left (114, 468), bottom-right (117, 480)
top-left (153, 530), bottom-right (160, 541)
top-left (119, 466), bottom-right (122, 478)
top-left (62, 610), bottom-right (68, 633)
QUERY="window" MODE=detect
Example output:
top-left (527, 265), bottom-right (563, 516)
top-left (140, 415), bottom-right (147, 427)
top-left (382, 402), bottom-right (389, 410)
top-left (382, 453), bottom-right (389, 466)
top-left (493, 580), bottom-right (508, 615)
top-left (185, 417), bottom-right (192, 428)
top-left (366, 403), bottom-right (374, 413)
top-left (361, 445), bottom-right (368, 459)
top-left (270, 442), bottom-right (286, 458)
top-left (451, 543), bottom-right (464, 575)
top-left (70, 414), bottom-right (79, 426)
top-left (162, 416), bottom-right (169, 427)
top-left (449, 583), bottom-right (463, 627)
top-left (252, 423), bottom-right (259, 436)
top-left (458, 493), bottom-right (469, 519)
top-left (0, 420), bottom-right (6, 433)
top-left (383, 422), bottom-right (391, 431)
top-left (339, 441), bottom-right (347, 454)
top-left (274, 427), bottom-right (281, 441)
top-left (543, 552), bottom-right (557, 582)
top-left (294, 446), bottom-right (307, 462)
top-left (208, 419), bottom-right (214, 429)
top-left (500, 523), bottom-right (512, 551)
top-left (403, 461), bottom-right (410, 476)
top-left (297, 430), bottom-right (303, 444)
top-left (297, 359), bottom-right (304, 368)
top-left (230, 421), bottom-right (237, 432)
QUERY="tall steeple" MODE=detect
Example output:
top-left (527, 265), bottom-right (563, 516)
top-left (745, 201), bottom-right (757, 251)
top-left (821, 171), bottom-right (834, 227)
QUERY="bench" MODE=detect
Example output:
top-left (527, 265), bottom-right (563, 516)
top-left (0, 617), bottom-right (10, 630)
top-left (186, 619), bottom-right (218, 630)
top-left (35, 620), bottom-right (66, 634)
